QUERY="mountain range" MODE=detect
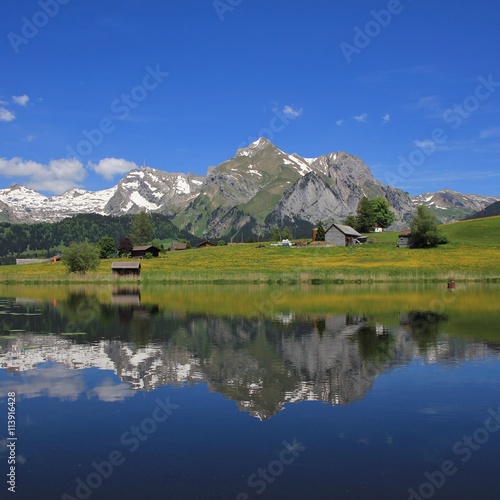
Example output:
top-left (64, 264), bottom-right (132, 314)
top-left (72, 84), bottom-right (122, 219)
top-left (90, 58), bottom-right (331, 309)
top-left (1, 138), bottom-right (497, 239)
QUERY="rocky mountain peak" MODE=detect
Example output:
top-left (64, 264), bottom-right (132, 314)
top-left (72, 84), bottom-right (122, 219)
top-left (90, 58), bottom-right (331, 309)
top-left (0, 140), bottom-right (496, 233)
top-left (236, 137), bottom-right (273, 157)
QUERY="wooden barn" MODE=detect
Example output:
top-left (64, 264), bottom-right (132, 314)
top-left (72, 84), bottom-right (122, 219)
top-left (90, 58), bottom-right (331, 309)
top-left (397, 230), bottom-right (412, 248)
top-left (111, 262), bottom-right (141, 276)
top-left (197, 240), bottom-right (216, 249)
top-left (171, 242), bottom-right (187, 251)
top-left (323, 223), bottom-right (367, 246)
top-left (130, 245), bottom-right (160, 258)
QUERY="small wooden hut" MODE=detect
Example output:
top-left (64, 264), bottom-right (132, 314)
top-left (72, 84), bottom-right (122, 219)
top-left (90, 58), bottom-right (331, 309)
top-left (397, 230), bottom-right (412, 248)
top-left (111, 262), bottom-right (141, 276)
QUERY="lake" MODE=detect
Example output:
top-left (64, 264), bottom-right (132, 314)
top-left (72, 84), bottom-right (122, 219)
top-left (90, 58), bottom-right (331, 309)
top-left (0, 283), bottom-right (499, 500)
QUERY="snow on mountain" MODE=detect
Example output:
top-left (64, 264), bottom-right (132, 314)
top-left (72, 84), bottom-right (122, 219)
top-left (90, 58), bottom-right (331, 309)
top-left (0, 141), bottom-right (497, 232)
top-left (0, 184), bottom-right (116, 223)
top-left (412, 190), bottom-right (500, 222)
top-left (0, 168), bottom-right (204, 223)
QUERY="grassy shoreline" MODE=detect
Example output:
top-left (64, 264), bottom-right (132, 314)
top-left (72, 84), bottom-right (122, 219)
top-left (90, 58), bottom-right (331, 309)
top-left (1, 217), bottom-right (499, 285)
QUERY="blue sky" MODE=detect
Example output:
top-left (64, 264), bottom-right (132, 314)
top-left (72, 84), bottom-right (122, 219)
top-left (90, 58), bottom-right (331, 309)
top-left (1, 0), bottom-right (500, 196)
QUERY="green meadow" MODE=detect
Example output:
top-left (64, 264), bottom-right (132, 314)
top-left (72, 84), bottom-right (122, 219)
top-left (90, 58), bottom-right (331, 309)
top-left (0, 216), bottom-right (499, 284)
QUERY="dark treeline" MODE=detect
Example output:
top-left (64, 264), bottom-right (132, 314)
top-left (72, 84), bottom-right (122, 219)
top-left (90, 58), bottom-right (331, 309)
top-left (0, 213), bottom-right (196, 260)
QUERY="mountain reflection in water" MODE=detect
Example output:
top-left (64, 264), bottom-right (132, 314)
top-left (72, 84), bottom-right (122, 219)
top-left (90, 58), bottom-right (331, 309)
top-left (1, 288), bottom-right (497, 420)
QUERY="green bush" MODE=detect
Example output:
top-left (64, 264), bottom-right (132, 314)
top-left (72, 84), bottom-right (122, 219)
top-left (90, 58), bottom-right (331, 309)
top-left (62, 242), bottom-right (100, 274)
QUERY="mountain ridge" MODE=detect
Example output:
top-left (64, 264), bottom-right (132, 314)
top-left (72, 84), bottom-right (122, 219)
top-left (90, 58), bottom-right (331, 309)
top-left (0, 140), bottom-right (497, 238)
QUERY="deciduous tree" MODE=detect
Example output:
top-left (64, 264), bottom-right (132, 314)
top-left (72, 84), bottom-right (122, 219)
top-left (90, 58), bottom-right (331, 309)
top-left (117, 237), bottom-right (133, 256)
top-left (410, 206), bottom-right (443, 248)
top-left (62, 242), bottom-right (100, 274)
top-left (356, 196), bottom-right (377, 232)
top-left (371, 197), bottom-right (397, 228)
top-left (98, 236), bottom-right (116, 259)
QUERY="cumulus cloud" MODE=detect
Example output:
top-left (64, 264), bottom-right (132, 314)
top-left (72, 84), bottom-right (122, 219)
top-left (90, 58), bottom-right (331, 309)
top-left (89, 158), bottom-right (138, 180)
top-left (0, 365), bottom-right (85, 401)
top-left (336, 119), bottom-right (344, 126)
top-left (12, 95), bottom-right (29, 106)
top-left (353, 113), bottom-right (368, 123)
top-left (382, 113), bottom-right (391, 124)
top-left (90, 380), bottom-right (135, 402)
top-left (0, 107), bottom-right (15, 122)
top-left (0, 157), bottom-right (87, 194)
top-left (283, 105), bottom-right (303, 118)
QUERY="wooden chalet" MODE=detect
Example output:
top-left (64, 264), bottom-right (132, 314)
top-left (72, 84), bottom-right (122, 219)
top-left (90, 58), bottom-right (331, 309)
top-left (130, 245), bottom-right (160, 258)
top-left (197, 240), bottom-right (216, 249)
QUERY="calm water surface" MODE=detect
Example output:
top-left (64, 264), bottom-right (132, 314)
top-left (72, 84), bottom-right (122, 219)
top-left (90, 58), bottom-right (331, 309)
top-left (0, 283), bottom-right (499, 500)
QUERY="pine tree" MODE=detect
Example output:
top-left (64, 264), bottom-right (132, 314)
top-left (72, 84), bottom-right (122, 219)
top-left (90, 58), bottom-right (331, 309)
top-left (130, 211), bottom-right (153, 245)
top-left (281, 226), bottom-right (293, 240)
top-left (270, 227), bottom-right (281, 241)
top-left (315, 221), bottom-right (326, 241)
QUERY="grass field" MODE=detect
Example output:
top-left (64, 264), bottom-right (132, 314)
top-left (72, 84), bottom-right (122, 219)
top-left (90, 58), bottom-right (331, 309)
top-left (0, 216), bottom-right (499, 284)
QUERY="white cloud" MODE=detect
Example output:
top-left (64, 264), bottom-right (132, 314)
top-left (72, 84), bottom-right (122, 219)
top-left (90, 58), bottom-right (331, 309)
top-left (12, 95), bottom-right (29, 106)
top-left (354, 113), bottom-right (368, 123)
top-left (479, 127), bottom-right (500, 139)
top-left (26, 135), bottom-right (36, 142)
top-left (283, 105), bottom-right (303, 118)
top-left (414, 139), bottom-right (436, 151)
top-left (0, 365), bottom-right (85, 401)
top-left (336, 119), bottom-right (344, 126)
top-left (417, 95), bottom-right (441, 111)
top-left (90, 380), bottom-right (135, 402)
top-left (0, 157), bottom-right (87, 194)
top-left (382, 113), bottom-right (391, 124)
top-left (89, 158), bottom-right (138, 180)
top-left (0, 107), bottom-right (15, 122)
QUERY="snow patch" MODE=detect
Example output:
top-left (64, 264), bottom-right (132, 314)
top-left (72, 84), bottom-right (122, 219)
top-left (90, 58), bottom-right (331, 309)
top-left (175, 176), bottom-right (191, 194)
top-left (303, 157), bottom-right (317, 165)
top-left (129, 192), bottom-right (160, 211)
top-left (251, 138), bottom-right (266, 147)
top-left (286, 154), bottom-right (312, 176)
top-left (122, 181), bottom-right (140, 189)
